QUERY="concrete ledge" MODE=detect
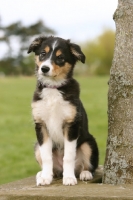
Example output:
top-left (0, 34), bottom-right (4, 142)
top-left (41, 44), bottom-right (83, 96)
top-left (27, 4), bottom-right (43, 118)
top-left (0, 166), bottom-right (133, 200)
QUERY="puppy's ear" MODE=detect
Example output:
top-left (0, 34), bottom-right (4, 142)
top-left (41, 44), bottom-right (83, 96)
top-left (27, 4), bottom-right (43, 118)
top-left (70, 42), bottom-right (85, 63)
top-left (27, 36), bottom-right (48, 54)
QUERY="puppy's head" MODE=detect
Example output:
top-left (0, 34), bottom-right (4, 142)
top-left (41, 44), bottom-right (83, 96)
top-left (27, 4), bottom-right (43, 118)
top-left (28, 36), bottom-right (85, 85)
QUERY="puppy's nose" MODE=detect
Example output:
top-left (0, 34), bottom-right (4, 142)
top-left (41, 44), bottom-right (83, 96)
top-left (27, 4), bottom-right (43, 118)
top-left (41, 66), bottom-right (50, 73)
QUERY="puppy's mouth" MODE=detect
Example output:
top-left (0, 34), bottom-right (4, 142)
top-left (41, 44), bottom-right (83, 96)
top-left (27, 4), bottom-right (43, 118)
top-left (41, 72), bottom-right (58, 78)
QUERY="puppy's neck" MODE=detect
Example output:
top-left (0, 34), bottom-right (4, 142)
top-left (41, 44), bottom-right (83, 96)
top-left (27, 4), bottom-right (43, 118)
top-left (37, 79), bottom-right (69, 90)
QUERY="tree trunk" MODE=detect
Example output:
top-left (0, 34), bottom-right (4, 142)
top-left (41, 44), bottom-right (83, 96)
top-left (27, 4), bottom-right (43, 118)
top-left (103, 0), bottom-right (133, 184)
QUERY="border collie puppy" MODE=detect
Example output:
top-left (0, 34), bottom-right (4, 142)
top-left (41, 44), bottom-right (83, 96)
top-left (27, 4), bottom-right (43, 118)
top-left (28, 36), bottom-right (99, 186)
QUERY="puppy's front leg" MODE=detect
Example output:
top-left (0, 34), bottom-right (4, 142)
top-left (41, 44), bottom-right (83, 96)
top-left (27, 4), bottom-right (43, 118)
top-left (63, 138), bottom-right (77, 185)
top-left (35, 123), bottom-right (53, 186)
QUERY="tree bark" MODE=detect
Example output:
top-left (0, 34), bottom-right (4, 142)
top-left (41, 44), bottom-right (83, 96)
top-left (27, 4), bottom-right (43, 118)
top-left (103, 0), bottom-right (133, 184)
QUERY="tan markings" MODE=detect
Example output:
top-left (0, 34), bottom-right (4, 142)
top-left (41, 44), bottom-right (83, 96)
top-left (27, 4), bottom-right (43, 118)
top-left (63, 104), bottom-right (77, 139)
top-left (75, 143), bottom-right (92, 176)
top-left (65, 105), bottom-right (77, 123)
top-left (31, 102), bottom-right (42, 123)
top-left (42, 125), bottom-right (48, 142)
top-left (52, 62), bottom-right (72, 79)
top-left (32, 40), bottom-right (41, 46)
top-left (35, 55), bottom-right (42, 68)
top-left (64, 125), bottom-right (69, 138)
top-left (80, 143), bottom-right (92, 158)
top-left (71, 47), bottom-right (81, 59)
top-left (35, 143), bottom-right (42, 167)
top-left (44, 46), bottom-right (50, 53)
top-left (80, 142), bottom-right (92, 170)
top-left (56, 50), bottom-right (62, 57)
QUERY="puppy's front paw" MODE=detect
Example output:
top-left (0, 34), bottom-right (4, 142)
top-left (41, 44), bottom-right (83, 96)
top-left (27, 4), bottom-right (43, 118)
top-left (36, 171), bottom-right (53, 186)
top-left (63, 177), bottom-right (77, 186)
top-left (79, 171), bottom-right (93, 181)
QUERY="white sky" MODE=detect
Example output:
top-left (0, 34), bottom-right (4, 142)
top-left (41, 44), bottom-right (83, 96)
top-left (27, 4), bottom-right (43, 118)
top-left (0, 0), bottom-right (118, 57)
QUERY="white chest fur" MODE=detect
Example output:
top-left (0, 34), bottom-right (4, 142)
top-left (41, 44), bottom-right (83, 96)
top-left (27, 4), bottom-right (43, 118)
top-left (31, 88), bottom-right (76, 147)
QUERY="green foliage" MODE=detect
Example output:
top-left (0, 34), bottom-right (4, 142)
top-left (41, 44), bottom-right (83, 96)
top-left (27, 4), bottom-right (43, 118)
top-left (82, 29), bottom-right (115, 75)
top-left (0, 20), bottom-right (55, 75)
top-left (0, 20), bottom-right (55, 54)
top-left (0, 54), bottom-right (35, 76)
top-left (0, 76), bottom-right (108, 184)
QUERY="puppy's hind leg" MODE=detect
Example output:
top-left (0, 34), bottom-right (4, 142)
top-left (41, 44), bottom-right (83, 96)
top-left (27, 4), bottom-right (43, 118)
top-left (75, 142), bottom-right (97, 181)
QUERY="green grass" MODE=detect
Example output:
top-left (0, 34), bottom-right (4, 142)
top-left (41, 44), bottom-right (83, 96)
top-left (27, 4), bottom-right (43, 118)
top-left (0, 76), bottom-right (108, 185)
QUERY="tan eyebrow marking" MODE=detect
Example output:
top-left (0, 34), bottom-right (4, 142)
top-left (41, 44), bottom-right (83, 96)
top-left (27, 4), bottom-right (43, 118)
top-left (44, 46), bottom-right (50, 53)
top-left (56, 50), bottom-right (62, 57)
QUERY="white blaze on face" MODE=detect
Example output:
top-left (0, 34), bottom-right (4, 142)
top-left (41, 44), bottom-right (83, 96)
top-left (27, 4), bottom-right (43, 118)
top-left (38, 59), bottom-right (53, 76)
top-left (39, 41), bottom-right (58, 76)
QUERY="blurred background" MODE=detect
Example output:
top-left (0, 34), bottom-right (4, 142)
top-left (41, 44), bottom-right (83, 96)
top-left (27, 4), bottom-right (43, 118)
top-left (0, 0), bottom-right (117, 184)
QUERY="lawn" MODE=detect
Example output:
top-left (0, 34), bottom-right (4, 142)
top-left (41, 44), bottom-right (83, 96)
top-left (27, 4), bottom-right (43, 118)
top-left (0, 76), bottom-right (108, 185)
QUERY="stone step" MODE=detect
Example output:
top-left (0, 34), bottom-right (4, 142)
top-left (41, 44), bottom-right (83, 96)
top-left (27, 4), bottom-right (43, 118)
top-left (0, 166), bottom-right (133, 200)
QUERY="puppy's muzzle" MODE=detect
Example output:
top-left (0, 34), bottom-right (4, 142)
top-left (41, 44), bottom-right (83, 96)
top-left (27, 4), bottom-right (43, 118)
top-left (41, 66), bottom-right (50, 73)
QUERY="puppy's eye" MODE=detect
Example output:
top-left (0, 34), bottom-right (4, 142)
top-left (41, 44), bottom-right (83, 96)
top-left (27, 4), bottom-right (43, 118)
top-left (57, 55), bottom-right (64, 61)
top-left (40, 51), bottom-right (46, 57)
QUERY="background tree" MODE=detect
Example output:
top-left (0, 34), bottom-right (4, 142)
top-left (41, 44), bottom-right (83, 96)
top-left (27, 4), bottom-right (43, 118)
top-left (103, 0), bottom-right (133, 184)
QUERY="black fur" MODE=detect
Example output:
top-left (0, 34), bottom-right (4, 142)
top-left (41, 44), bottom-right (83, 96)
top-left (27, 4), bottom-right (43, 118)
top-left (35, 123), bottom-right (43, 146)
